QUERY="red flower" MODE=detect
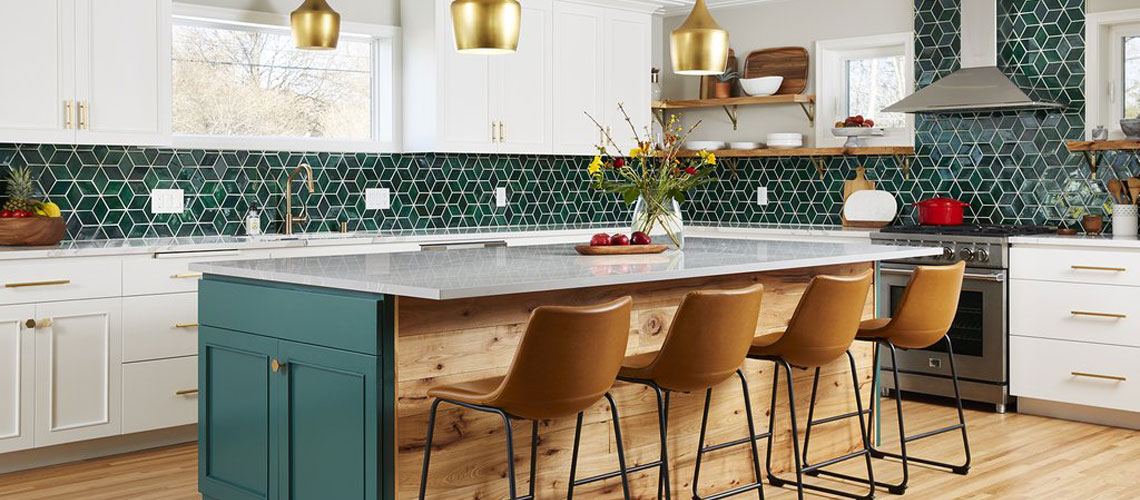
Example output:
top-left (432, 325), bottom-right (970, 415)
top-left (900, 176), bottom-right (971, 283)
top-left (613, 158), bottom-right (626, 168)
top-left (684, 167), bottom-right (697, 175)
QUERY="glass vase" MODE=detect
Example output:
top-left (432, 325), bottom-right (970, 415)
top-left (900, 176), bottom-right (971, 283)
top-left (632, 195), bottom-right (684, 249)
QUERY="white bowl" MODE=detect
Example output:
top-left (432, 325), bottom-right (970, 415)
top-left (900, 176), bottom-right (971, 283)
top-left (684, 141), bottom-right (726, 151)
top-left (766, 133), bottom-right (802, 142)
top-left (740, 76), bottom-right (784, 97)
top-left (728, 141), bottom-right (764, 150)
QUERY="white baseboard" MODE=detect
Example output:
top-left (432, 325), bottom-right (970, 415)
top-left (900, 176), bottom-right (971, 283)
top-left (1018, 398), bottom-right (1140, 430)
top-left (0, 425), bottom-right (197, 475)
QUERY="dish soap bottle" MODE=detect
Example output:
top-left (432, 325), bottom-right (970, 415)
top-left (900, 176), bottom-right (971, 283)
top-left (245, 207), bottom-right (261, 236)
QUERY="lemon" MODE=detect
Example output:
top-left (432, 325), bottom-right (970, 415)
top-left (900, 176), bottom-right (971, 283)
top-left (33, 200), bottom-right (62, 218)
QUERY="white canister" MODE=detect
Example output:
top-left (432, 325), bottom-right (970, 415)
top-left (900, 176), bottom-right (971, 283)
top-left (1112, 204), bottom-right (1139, 237)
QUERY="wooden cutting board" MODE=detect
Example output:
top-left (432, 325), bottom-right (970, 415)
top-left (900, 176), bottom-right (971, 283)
top-left (743, 47), bottom-right (809, 95)
top-left (841, 168), bottom-right (875, 227)
top-left (575, 245), bottom-right (668, 255)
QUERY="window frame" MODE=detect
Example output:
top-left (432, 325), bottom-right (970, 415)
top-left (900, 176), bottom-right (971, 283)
top-left (1087, 8), bottom-right (1140, 141)
top-left (170, 3), bottom-right (401, 153)
top-left (814, 32), bottom-right (915, 148)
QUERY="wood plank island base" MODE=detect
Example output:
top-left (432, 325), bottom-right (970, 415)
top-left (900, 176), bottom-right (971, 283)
top-left (191, 238), bottom-right (939, 500)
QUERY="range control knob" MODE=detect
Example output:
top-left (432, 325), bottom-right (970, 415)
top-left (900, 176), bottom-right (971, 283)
top-left (976, 249), bottom-right (990, 262)
top-left (959, 248), bottom-right (976, 261)
top-left (942, 247), bottom-right (955, 260)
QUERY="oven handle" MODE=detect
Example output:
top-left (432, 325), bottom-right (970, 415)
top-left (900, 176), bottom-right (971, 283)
top-left (880, 267), bottom-right (1006, 283)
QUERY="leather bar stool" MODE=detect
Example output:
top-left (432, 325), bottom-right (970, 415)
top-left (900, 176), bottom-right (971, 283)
top-left (593, 284), bottom-right (766, 500)
top-left (747, 272), bottom-right (876, 500)
top-left (418, 297), bottom-right (635, 500)
top-left (805, 261), bottom-right (970, 495)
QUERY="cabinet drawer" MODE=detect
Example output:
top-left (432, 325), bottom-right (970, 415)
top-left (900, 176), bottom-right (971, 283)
top-left (1011, 280), bottom-right (1140, 347)
top-left (0, 258), bottom-right (121, 305)
top-left (122, 249), bottom-right (272, 296)
top-left (1011, 246), bottom-right (1140, 286)
top-left (1011, 336), bottom-right (1140, 413)
top-left (123, 293), bottom-right (198, 362)
top-left (123, 356), bottom-right (198, 434)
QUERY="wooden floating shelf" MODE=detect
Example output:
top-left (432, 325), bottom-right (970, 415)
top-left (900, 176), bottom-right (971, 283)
top-left (652, 94), bottom-right (816, 130)
top-left (1066, 140), bottom-right (1140, 179)
top-left (680, 146), bottom-right (916, 180)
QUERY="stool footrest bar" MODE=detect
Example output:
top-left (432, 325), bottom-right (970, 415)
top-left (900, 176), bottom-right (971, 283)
top-left (903, 423), bottom-right (964, 443)
top-left (869, 449), bottom-right (970, 474)
top-left (701, 431), bottom-right (773, 453)
top-left (802, 449), bottom-right (871, 473)
top-left (809, 408), bottom-right (871, 427)
top-left (807, 468), bottom-right (908, 495)
top-left (769, 473), bottom-right (874, 500)
top-left (573, 461), bottom-right (662, 486)
top-left (694, 482), bottom-right (764, 500)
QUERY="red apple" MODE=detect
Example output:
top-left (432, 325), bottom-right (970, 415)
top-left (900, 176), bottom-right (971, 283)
top-left (590, 233), bottom-right (612, 246)
top-left (11, 210), bottom-right (29, 218)
top-left (630, 231), bottom-right (652, 245)
top-left (0, 210), bottom-right (11, 218)
top-left (610, 234), bottom-right (630, 246)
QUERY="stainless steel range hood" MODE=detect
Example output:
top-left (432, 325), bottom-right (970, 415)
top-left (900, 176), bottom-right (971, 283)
top-left (883, 0), bottom-right (1065, 114)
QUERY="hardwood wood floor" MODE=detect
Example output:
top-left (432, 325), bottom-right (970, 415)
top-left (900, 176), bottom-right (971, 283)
top-left (1, 401), bottom-right (1137, 499)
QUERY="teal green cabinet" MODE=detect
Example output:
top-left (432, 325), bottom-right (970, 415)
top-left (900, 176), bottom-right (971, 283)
top-left (198, 277), bottom-right (394, 500)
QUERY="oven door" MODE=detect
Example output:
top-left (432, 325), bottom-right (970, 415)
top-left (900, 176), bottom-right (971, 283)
top-left (877, 263), bottom-right (1008, 384)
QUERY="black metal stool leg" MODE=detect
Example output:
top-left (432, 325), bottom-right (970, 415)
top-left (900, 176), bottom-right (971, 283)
top-left (689, 369), bottom-right (767, 500)
top-left (499, 409), bottom-right (520, 500)
top-left (529, 420), bottom-right (539, 499)
top-left (765, 359), bottom-right (806, 500)
top-left (566, 412), bottom-right (585, 499)
top-left (692, 387), bottom-right (714, 498)
top-left (605, 392), bottom-right (634, 500)
top-left (944, 336), bottom-right (972, 474)
top-left (763, 361), bottom-right (780, 483)
top-left (657, 388), bottom-right (673, 500)
top-left (799, 367), bottom-right (822, 467)
top-left (736, 369), bottom-right (767, 500)
top-left (418, 398), bottom-right (443, 500)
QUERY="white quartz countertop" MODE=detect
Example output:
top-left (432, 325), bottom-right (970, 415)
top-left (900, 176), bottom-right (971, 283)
top-left (191, 237), bottom-right (937, 300)
top-left (1010, 234), bottom-right (1140, 249)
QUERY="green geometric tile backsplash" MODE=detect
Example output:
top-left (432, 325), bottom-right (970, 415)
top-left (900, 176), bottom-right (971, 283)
top-left (3, 0), bottom-right (1138, 240)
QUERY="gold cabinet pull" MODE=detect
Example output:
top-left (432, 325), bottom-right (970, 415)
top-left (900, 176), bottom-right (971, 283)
top-left (64, 100), bottom-right (73, 129)
top-left (174, 323), bottom-right (198, 329)
top-left (5, 280), bottom-right (71, 288)
top-left (1071, 265), bottom-right (1126, 272)
top-left (175, 389), bottom-right (199, 396)
top-left (271, 359), bottom-right (286, 373)
top-left (499, 121), bottom-right (506, 142)
top-left (171, 273), bottom-right (203, 279)
top-left (1071, 311), bottom-right (1127, 319)
top-left (1071, 372), bottom-right (1127, 382)
top-left (78, 100), bottom-right (89, 130)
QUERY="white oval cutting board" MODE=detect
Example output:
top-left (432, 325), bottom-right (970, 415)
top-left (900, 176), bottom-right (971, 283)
top-left (843, 190), bottom-right (898, 225)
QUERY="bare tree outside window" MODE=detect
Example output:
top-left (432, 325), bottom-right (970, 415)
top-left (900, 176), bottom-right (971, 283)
top-left (846, 55), bottom-right (906, 128)
top-left (1126, 35), bottom-right (1140, 119)
top-left (173, 24), bottom-right (373, 140)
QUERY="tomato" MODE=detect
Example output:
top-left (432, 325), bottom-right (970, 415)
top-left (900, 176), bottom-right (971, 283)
top-left (0, 210), bottom-right (12, 218)
top-left (11, 210), bottom-right (30, 218)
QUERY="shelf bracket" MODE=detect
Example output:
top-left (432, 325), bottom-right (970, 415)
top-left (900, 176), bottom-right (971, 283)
top-left (799, 102), bottom-right (816, 125)
top-left (1080, 151), bottom-right (1099, 179)
top-left (722, 105), bottom-right (739, 130)
top-left (893, 154), bottom-right (912, 180)
top-left (809, 155), bottom-right (826, 180)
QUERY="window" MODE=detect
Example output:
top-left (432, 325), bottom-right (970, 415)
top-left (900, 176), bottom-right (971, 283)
top-left (816, 33), bottom-right (914, 147)
top-left (171, 5), bottom-right (399, 152)
top-left (1087, 9), bottom-right (1140, 139)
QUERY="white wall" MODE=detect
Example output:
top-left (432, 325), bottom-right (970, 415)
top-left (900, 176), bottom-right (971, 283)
top-left (180, 0), bottom-right (399, 26)
top-left (1089, 0), bottom-right (1138, 14)
top-left (659, 0), bottom-right (912, 144)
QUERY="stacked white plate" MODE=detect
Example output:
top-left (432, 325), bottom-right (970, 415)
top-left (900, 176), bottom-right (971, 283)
top-left (684, 141), bottom-right (726, 151)
top-left (766, 133), bottom-right (803, 149)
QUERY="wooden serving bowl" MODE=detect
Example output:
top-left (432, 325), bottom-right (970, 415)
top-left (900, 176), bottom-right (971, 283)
top-left (0, 217), bottom-right (67, 246)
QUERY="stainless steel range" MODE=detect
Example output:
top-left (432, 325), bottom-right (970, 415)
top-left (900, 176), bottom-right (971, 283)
top-left (871, 224), bottom-right (1054, 413)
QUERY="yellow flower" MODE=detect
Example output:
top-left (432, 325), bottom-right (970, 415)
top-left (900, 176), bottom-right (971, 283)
top-left (705, 153), bottom-right (717, 165)
top-left (629, 147), bottom-right (643, 158)
top-left (588, 156), bottom-right (604, 175)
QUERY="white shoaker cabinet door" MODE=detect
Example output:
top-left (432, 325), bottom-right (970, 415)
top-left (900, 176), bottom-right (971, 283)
top-left (0, 305), bottom-right (35, 454)
top-left (0, 0), bottom-right (76, 144)
top-left (603, 8), bottom-right (652, 154)
top-left (436, 0), bottom-right (494, 153)
top-left (74, 0), bottom-right (171, 145)
top-left (553, 1), bottom-right (605, 155)
top-left (492, 0), bottom-right (553, 154)
top-left (33, 298), bottom-right (122, 447)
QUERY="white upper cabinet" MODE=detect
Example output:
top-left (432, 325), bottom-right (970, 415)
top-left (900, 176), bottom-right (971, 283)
top-left (0, 0), bottom-right (170, 146)
top-left (404, 0), bottom-right (653, 155)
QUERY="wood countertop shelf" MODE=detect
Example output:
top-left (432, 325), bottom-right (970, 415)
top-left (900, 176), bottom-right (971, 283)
top-left (681, 146), bottom-right (917, 180)
top-left (652, 94), bottom-right (816, 130)
top-left (1066, 140), bottom-right (1140, 179)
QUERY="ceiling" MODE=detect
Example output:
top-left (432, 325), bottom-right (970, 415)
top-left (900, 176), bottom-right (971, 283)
top-left (633, 0), bottom-right (780, 16)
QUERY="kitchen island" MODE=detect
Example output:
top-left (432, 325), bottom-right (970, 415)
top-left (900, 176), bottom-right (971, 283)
top-left (192, 237), bottom-right (938, 500)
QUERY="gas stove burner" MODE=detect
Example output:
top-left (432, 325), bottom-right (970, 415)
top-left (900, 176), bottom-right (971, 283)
top-left (879, 224), bottom-right (1055, 237)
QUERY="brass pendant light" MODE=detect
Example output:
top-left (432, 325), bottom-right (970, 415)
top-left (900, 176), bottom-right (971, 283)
top-left (450, 0), bottom-right (521, 54)
top-left (291, 0), bottom-right (341, 50)
top-left (671, 0), bottom-right (729, 75)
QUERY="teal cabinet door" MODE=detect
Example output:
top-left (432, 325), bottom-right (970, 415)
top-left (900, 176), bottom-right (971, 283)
top-left (200, 326), bottom-right (278, 500)
top-left (277, 340), bottom-right (378, 500)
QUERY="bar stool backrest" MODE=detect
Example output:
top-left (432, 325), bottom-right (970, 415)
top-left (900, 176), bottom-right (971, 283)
top-left (643, 284), bottom-right (764, 392)
top-left (771, 272), bottom-right (874, 368)
top-left (494, 296), bottom-right (633, 420)
top-left (879, 261), bottom-right (965, 349)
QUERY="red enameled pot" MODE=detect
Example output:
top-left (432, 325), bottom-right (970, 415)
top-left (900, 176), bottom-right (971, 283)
top-left (913, 198), bottom-right (969, 225)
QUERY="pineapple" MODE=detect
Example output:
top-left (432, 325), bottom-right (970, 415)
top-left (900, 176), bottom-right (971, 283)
top-left (3, 166), bottom-right (36, 213)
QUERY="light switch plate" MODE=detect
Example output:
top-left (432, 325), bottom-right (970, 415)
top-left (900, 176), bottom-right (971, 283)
top-left (757, 186), bottom-right (769, 206)
top-left (495, 187), bottom-right (507, 207)
top-left (151, 189), bottom-right (184, 214)
top-left (366, 188), bottom-right (391, 210)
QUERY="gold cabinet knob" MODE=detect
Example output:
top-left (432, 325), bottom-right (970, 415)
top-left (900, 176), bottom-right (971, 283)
top-left (271, 359), bottom-right (286, 373)
top-left (25, 319), bottom-right (36, 329)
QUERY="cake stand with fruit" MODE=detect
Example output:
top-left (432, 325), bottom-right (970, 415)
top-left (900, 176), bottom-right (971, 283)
top-left (0, 167), bottom-right (66, 246)
top-left (833, 115), bottom-right (885, 147)
top-left (575, 232), bottom-right (667, 255)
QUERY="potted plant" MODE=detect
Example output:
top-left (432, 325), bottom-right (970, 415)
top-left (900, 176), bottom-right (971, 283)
top-left (585, 105), bottom-right (717, 249)
top-left (713, 68), bottom-right (738, 99)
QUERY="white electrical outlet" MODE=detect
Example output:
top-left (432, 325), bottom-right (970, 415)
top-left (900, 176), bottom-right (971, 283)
top-left (151, 189), bottom-right (184, 214)
top-left (757, 186), bottom-right (769, 206)
top-left (495, 187), bottom-right (507, 207)
top-left (366, 188), bottom-right (391, 210)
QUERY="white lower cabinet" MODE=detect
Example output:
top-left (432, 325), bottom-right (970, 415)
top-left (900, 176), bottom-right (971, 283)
top-left (122, 356), bottom-right (197, 434)
top-left (1011, 336), bottom-right (1139, 413)
top-left (122, 293), bottom-right (198, 363)
top-left (0, 305), bottom-right (35, 453)
top-left (33, 297), bottom-right (123, 447)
